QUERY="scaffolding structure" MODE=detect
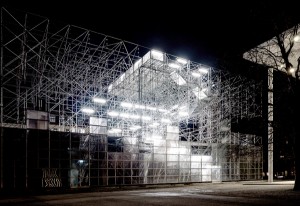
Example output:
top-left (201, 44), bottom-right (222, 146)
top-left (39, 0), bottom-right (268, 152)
top-left (0, 8), bottom-right (263, 189)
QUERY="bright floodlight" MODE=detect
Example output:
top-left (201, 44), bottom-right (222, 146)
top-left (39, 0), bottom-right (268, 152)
top-left (177, 58), bottom-right (188, 64)
top-left (81, 107), bottom-right (95, 114)
top-left (199, 67), bottom-right (209, 74)
top-left (169, 63), bottom-right (180, 69)
top-left (192, 87), bottom-right (207, 100)
top-left (121, 102), bottom-right (133, 108)
top-left (107, 111), bottom-right (119, 117)
top-left (134, 104), bottom-right (146, 109)
top-left (158, 108), bottom-right (168, 113)
top-left (119, 113), bottom-right (130, 118)
top-left (192, 72), bottom-right (201, 77)
top-left (93, 97), bottom-right (106, 104)
top-left (161, 118), bottom-right (172, 123)
top-left (146, 106), bottom-right (157, 111)
top-left (149, 122), bottom-right (160, 128)
top-left (294, 35), bottom-right (300, 42)
top-left (142, 116), bottom-right (151, 121)
top-left (170, 72), bottom-right (186, 85)
top-left (108, 128), bottom-right (122, 133)
top-left (179, 111), bottom-right (189, 116)
top-left (129, 114), bottom-right (140, 119)
top-left (129, 125), bottom-right (141, 131)
top-left (152, 135), bottom-right (162, 139)
top-left (171, 105), bottom-right (178, 110)
top-left (151, 49), bottom-right (164, 61)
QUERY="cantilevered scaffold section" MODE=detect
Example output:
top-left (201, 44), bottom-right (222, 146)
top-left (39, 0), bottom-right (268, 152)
top-left (0, 7), bottom-right (263, 189)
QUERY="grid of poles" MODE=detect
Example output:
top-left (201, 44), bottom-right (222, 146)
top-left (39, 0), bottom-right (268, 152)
top-left (0, 8), bottom-right (263, 188)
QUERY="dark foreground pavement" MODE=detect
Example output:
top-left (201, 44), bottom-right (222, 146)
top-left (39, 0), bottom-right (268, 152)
top-left (0, 181), bottom-right (299, 205)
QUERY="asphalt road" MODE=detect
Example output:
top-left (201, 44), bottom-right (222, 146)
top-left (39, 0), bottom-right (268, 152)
top-left (1, 181), bottom-right (299, 205)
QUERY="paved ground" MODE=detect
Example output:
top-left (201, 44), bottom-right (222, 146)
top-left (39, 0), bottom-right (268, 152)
top-left (0, 181), bottom-right (299, 205)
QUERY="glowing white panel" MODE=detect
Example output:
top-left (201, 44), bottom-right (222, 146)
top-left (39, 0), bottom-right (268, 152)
top-left (134, 59), bottom-right (142, 70)
top-left (142, 51), bottom-right (151, 64)
top-left (90, 126), bottom-right (107, 134)
top-left (93, 97), bottom-right (106, 104)
top-left (192, 87), bottom-right (207, 100)
top-left (166, 133), bottom-right (178, 140)
top-left (89, 117), bottom-right (107, 126)
top-left (119, 73), bottom-right (125, 82)
top-left (167, 125), bottom-right (179, 133)
top-left (151, 49), bottom-right (164, 61)
top-left (170, 72), bottom-right (186, 85)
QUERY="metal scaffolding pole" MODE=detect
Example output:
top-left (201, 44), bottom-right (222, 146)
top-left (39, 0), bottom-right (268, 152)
top-left (268, 68), bottom-right (274, 182)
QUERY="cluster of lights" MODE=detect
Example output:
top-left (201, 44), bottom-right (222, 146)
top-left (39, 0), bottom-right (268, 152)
top-left (107, 110), bottom-right (176, 123)
top-left (81, 97), bottom-right (106, 114)
top-left (191, 67), bottom-right (209, 77)
top-left (81, 51), bottom-right (210, 114)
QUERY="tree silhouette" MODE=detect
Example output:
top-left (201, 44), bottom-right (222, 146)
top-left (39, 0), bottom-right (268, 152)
top-left (244, 23), bottom-right (300, 190)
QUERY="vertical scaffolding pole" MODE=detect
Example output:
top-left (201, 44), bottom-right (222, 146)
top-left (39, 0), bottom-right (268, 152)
top-left (268, 67), bottom-right (273, 182)
top-left (0, 7), bottom-right (4, 189)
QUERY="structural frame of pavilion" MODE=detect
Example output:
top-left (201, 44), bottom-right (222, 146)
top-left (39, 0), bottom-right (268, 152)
top-left (0, 7), bottom-right (263, 189)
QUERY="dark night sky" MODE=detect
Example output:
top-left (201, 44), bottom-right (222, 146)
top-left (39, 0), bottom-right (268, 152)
top-left (1, 0), bottom-right (300, 68)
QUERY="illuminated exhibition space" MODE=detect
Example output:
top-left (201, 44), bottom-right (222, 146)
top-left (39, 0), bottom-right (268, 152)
top-left (0, 8), bottom-right (263, 189)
